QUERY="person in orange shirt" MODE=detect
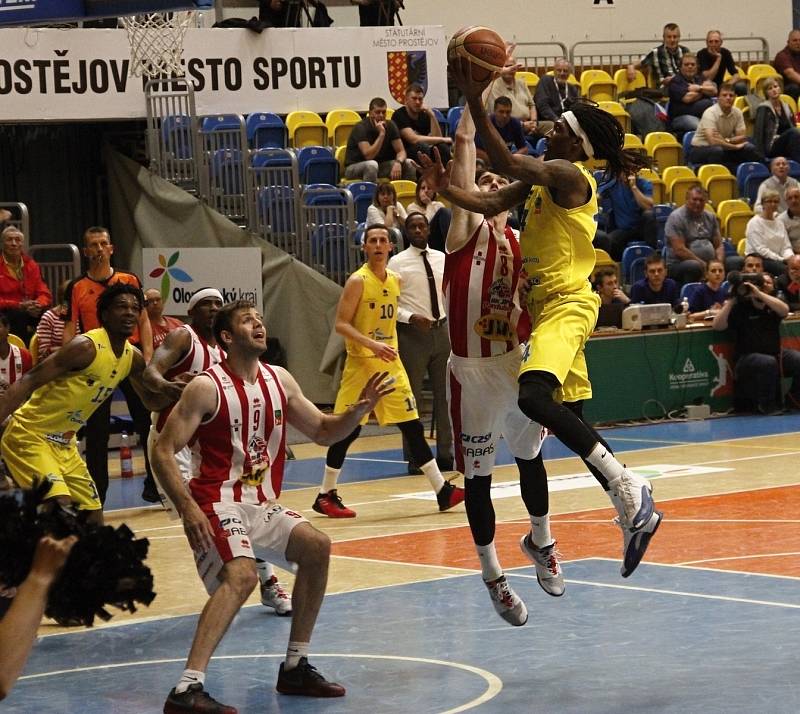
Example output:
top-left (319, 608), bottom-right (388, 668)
top-left (63, 227), bottom-right (156, 504)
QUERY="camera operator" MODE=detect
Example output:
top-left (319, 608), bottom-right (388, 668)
top-left (713, 271), bottom-right (800, 413)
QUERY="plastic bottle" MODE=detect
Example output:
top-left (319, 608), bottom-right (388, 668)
top-left (680, 296), bottom-right (690, 315)
top-left (119, 431), bottom-right (134, 479)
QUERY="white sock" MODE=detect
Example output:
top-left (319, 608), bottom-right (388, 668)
top-left (255, 558), bottom-right (274, 585)
top-left (175, 669), bottom-right (205, 694)
top-left (529, 514), bottom-right (552, 548)
top-left (420, 458), bottom-right (446, 493)
top-left (476, 541), bottom-right (503, 581)
top-left (285, 641), bottom-right (309, 670)
top-left (321, 466), bottom-right (341, 494)
top-left (585, 443), bottom-right (625, 484)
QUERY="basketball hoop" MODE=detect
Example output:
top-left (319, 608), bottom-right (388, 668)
top-left (121, 11), bottom-right (195, 78)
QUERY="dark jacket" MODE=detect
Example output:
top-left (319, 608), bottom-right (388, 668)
top-left (752, 101), bottom-right (795, 157)
top-left (534, 76), bottom-right (579, 121)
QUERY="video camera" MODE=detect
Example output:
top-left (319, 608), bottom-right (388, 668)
top-left (727, 271), bottom-right (765, 302)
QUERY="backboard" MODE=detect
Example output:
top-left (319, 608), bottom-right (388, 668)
top-left (0, 0), bottom-right (212, 27)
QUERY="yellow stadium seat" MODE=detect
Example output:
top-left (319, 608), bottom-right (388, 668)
top-left (28, 332), bottom-right (39, 364)
top-left (638, 167), bottom-right (665, 204)
top-left (594, 248), bottom-right (620, 282)
top-left (698, 164), bottom-right (737, 206)
top-left (391, 179), bottom-right (417, 209)
top-left (717, 199), bottom-right (751, 226)
top-left (546, 69), bottom-right (579, 85)
top-left (325, 109), bottom-right (361, 148)
top-left (624, 133), bottom-right (645, 152)
top-left (662, 166), bottom-right (698, 204)
top-left (385, 107), bottom-right (394, 120)
top-left (7, 333), bottom-right (26, 349)
top-left (733, 96), bottom-right (755, 135)
top-left (581, 69), bottom-right (617, 102)
top-left (781, 93), bottom-right (798, 115)
top-left (613, 68), bottom-right (646, 101)
top-left (598, 100), bottom-right (631, 134)
top-left (286, 110), bottom-right (327, 148)
top-left (747, 64), bottom-right (781, 93)
top-left (723, 209), bottom-right (754, 243)
top-left (517, 71), bottom-right (539, 92)
top-left (644, 131), bottom-right (682, 172)
top-left (737, 238), bottom-right (747, 256)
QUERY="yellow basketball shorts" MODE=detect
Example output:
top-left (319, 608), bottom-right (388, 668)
top-left (334, 355), bottom-right (418, 425)
top-left (1, 419), bottom-right (101, 510)
top-left (520, 286), bottom-right (600, 403)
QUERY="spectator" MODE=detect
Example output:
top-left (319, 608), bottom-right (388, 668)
top-left (387, 212), bottom-right (453, 473)
top-left (0, 209), bottom-right (11, 230)
top-left (697, 30), bottom-right (747, 96)
top-left (668, 53), bottom-right (717, 134)
top-left (754, 156), bottom-right (800, 213)
top-left (406, 178), bottom-right (450, 252)
top-left (745, 189), bottom-right (794, 275)
top-left (0, 312), bottom-right (32, 393)
top-left (534, 57), bottom-right (579, 123)
top-left (351, 0), bottom-right (400, 26)
top-left (344, 97), bottom-right (415, 183)
top-left (688, 82), bottom-right (763, 172)
top-left (0, 535), bottom-right (77, 701)
top-left (630, 254), bottom-right (680, 306)
top-left (665, 186), bottom-right (726, 284)
top-left (752, 78), bottom-right (800, 163)
top-left (713, 272), bottom-right (800, 413)
top-left (475, 96), bottom-right (529, 164)
top-left (392, 83), bottom-right (452, 165)
top-left (773, 29), bottom-right (800, 102)
top-left (593, 268), bottom-right (630, 328)
top-left (778, 185), bottom-right (800, 251)
top-left (144, 288), bottom-right (183, 351)
top-left (63, 227), bottom-right (156, 505)
top-left (627, 22), bottom-right (690, 90)
top-left (485, 58), bottom-right (548, 136)
top-left (743, 252), bottom-right (765, 274)
top-left (776, 253), bottom-right (800, 310)
top-left (593, 171), bottom-right (657, 260)
top-left (34, 278), bottom-right (70, 362)
top-left (687, 259), bottom-right (727, 321)
top-left (366, 183), bottom-right (407, 248)
top-left (0, 226), bottom-right (51, 342)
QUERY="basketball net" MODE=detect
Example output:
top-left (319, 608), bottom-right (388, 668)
top-left (121, 11), bottom-right (195, 78)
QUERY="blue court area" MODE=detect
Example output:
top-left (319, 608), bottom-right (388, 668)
top-left (8, 559), bottom-right (799, 713)
top-left (105, 412), bottom-right (800, 511)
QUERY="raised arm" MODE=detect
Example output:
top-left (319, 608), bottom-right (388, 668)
top-left (447, 105), bottom-right (488, 252)
top-left (142, 326), bottom-right (192, 395)
top-left (276, 366), bottom-right (394, 445)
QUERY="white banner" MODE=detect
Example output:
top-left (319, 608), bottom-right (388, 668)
top-left (0, 25), bottom-right (448, 120)
top-left (142, 247), bottom-right (263, 316)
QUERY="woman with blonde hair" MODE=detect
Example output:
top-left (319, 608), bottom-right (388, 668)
top-left (753, 77), bottom-right (800, 161)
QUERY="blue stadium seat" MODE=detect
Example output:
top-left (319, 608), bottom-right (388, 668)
top-left (297, 146), bottom-right (339, 185)
top-left (736, 162), bottom-right (769, 204)
top-left (679, 281), bottom-right (703, 301)
top-left (629, 256), bottom-right (648, 285)
top-left (683, 131), bottom-right (697, 170)
top-left (347, 181), bottom-right (377, 224)
top-left (788, 159), bottom-right (800, 181)
top-left (653, 203), bottom-right (674, 250)
top-left (621, 244), bottom-right (654, 285)
top-left (161, 115), bottom-right (193, 159)
top-left (201, 114), bottom-right (242, 132)
top-left (257, 185), bottom-right (296, 234)
top-left (431, 108), bottom-right (448, 136)
top-left (251, 148), bottom-right (293, 168)
top-left (246, 112), bottom-right (288, 149)
top-left (210, 148), bottom-right (245, 194)
top-left (447, 106), bottom-right (464, 136)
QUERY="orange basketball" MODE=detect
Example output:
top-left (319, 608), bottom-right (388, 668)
top-left (447, 26), bottom-right (507, 82)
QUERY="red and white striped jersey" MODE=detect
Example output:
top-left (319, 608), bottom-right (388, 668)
top-left (155, 325), bottom-right (224, 431)
top-left (444, 220), bottom-right (523, 358)
top-left (0, 344), bottom-right (31, 390)
top-left (190, 360), bottom-right (287, 507)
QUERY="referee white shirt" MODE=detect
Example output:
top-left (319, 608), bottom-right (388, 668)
top-left (388, 245), bottom-right (447, 324)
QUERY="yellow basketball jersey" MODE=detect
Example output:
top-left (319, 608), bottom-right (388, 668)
top-left (12, 328), bottom-right (134, 443)
top-left (519, 162), bottom-right (598, 304)
top-left (346, 264), bottom-right (401, 357)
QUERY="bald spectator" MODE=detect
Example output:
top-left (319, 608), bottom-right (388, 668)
top-left (485, 59), bottom-right (549, 136)
top-left (697, 30), bottom-right (747, 96)
top-left (665, 186), bottom-right (725, 284)
top-left (778, 186), bottom-right (800, 251)
top-left (145, 288), bottom-right (183, 350)
top-left (754, 157), bottom-right (800, 213)
top-left (534, 58), bottom-right (579, 123)
top-left (627, 22), bottom-right (690, 90)
top-left (773, 29), bottom-right (800, 102)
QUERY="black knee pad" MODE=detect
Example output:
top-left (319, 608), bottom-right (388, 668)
top-left (517, 370), bottom-right (560, 422)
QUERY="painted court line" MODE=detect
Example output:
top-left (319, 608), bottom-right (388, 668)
top-left (677, 551), bottom-right (800, 565)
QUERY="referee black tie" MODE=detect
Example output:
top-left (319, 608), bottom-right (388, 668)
top-left (420, 250), bottom-right (440, 320)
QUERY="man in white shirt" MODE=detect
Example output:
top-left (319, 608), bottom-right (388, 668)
top-left (778, 186), bottom-right (800, 252)
top-left (387, 212), bottom-right (453, 472)
top-left (754, 156), bottom-right (800, 213)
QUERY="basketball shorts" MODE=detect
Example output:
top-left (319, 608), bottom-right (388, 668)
top-left (147, 426), bottom-right (196, 521)
top-left (194, 500), bottom-right (308, 595)
top-left (520, 284), bottom-right (600, 403)
top-left (448, 347), bottom-right (545, 478)
top-left (334, 354), bottom-right (418, 425)
top-left (1, 418), bottom-right (101, 510)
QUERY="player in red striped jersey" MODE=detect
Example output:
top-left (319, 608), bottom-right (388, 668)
top-left (0, 312), bottom-right (32, 393)
top-left (442, 105), bottom-right (563, 627)
top-left (153, 300), bottom-right (394, 713)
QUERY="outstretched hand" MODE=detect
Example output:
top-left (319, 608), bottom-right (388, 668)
top-left (414, 148), bottom-right (452, 194)
top-left (357, 371), bottom-right (396, 411)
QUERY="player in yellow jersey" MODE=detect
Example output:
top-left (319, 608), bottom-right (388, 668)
top-left (420, 59), bottom-right (662, 578)
top-left (0, 284), bottom-right (177, 524)
top-left (312, 224), bottom-right (464, 518)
